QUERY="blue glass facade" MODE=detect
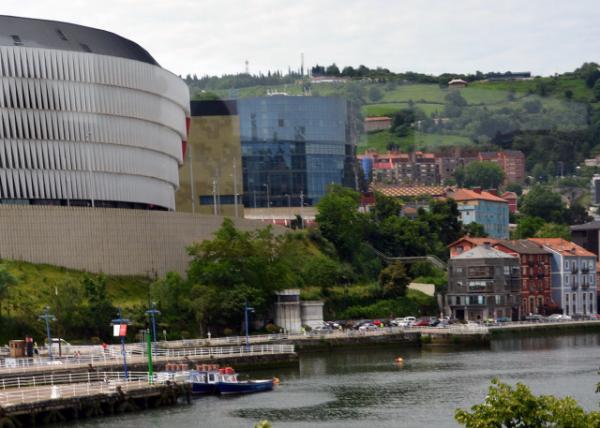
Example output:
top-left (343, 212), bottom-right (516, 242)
top-left (238, 96), bottom-right (355, 207)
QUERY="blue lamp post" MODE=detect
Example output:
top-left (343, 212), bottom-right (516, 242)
top-left (244, 301), bottom-right (254, 352)
top-left (38, 306), bottom-right (56, 360)
top-left (145, 303), bottom-right (160, 345)
top-left (111, 308), bottom-right (131, 379)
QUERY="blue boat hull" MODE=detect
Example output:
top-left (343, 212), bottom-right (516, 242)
top-left (191, 382), bottom-right (217, 395)
top-left (217, 380), bottom-right (274, 395)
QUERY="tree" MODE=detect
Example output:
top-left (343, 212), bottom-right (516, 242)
top-left (316, 185), bottom-right (364, 262)
top-left (520, 185), bottom-right (566, 223)
top-left (456, 378), bottom-right (600, 427)
top-left (514, 216), bottom-right (545, 239)
top-left (463, 222), bottom-right (487, 237)
top-left (535, 223), bottom-right (571, 240)
top-left (0, 265), bottom-right (17, 318)
top-left (378, 262), bottom-right (410, 298)
top-left (505, 182), bottom-right (523, 196)
top-left (82, 275), bottom-right (116, 339)
top-left (565, 203), bottom-right (592, 225)
top-left (463, 161), bottom-right (505, 189)
top-left (325, 63), bottom-right (340, 76)
top-left (368, 86), bottom-right (383, 102)
top-left (594, 79), bottom-right (600, 102)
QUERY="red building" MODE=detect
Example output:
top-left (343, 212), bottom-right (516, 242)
top-left (364, 116), bottom-right (392, 132)
top-left (501, 191), bottom-right (518, 214)
top-left (478, 151), bottom-right (525, 184)
top-left (493, 240), bottom-right (555, 316)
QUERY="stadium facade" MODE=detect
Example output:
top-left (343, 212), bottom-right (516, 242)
top-left (0, 15), bottom-right (190, 210)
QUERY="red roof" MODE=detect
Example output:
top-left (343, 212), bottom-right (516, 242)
top-left (365, 116), bottom-right (392, 122)
top-left (528, 238), bottom-right (595, 257)
top-left (448, 236), bottom-right (499, 249)
top-left (449, 188), bottom-right (508, 203)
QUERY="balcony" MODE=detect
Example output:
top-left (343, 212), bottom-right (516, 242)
top-left (582, 282), bottom-right (590, 290)
top-left (572, 267), bottom-right (579, 274)
top-left (582, 267), bottom-right (590, 274)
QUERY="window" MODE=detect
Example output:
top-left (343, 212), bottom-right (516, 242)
top-left (565, 261), bottom-right (569, 270)
top-left (467, 266), bottom-right (493, 278)
top-left (456, 296), bottom-right (461, 305)
top-left (565, 275), bottom-right (569, 284)
top-left (278, 119), bottom-right (285, 127)
top-left (455, 267), bottom-right (463, 274)
top-left (566, 294), bottom-right (569, 303)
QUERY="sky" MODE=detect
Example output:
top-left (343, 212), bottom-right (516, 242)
top-left (2, 0), bottom-right (600, 78)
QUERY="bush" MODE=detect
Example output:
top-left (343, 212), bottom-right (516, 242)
top-left (264, 323), bottom-right (281, 334)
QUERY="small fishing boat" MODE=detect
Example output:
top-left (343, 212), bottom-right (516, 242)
top-left (187, 365), bottom-right (274, 396)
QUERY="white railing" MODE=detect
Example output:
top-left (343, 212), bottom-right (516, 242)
top-left (0, 377), bottom-right (151, 407)
top-left (0, 344), bottom-right (295, 375)
top-left (0, 371), bottom-right (152, 390)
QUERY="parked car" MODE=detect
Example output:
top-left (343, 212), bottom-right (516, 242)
top-left (358, 323), bottom-right (378, 332)
top-left (395, 316), bottom-right (416, 327)
top-left (525, 314), bottom-right (545, 322)
top-left (413, 318), bottom-right (431, 327)
top-left (495, 317), bottom-right (511, 323)
top-left (548, 314), bottom-right (571, 321)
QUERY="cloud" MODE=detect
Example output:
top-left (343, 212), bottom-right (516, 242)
top-left (2, 0), bottom-right (599, 76)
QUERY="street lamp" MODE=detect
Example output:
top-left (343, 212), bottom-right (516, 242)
top-left (38, 307), bottom-right (56, 360)
top-left (244, 301), bottom-right (255, 352)
top-left (111, 308), bottom-right (131, 379)
top-left (145, 303), bottom-right (160, 345)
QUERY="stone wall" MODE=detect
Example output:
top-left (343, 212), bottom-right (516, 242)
top-left (0, 205), bottom-right (277, 277)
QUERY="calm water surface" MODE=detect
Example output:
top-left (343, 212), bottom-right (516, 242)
top-left (70, 333), bottom-right (600, 428)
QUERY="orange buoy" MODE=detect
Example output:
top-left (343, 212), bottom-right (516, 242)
top-left (395, 357), bottom-right (404, 363)
top-left (273, 377), bottom-right (280, 385)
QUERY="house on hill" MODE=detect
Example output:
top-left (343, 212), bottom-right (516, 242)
top-left (448, 79), bottom-right (468, 88)
top-left (448, 188), bottom-right (509, 239)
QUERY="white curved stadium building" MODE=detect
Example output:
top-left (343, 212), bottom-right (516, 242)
top-left (0, 16), bottom-right (190, 210)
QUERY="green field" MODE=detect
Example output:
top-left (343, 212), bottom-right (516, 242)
top-left (358, 129), bottom-right (472, 154)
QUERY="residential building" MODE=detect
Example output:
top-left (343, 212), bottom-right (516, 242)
top-left (529, 238), bottom-right (597, 317)
top-left (501, 191), bottom-right (518, 214)
top-left (364, 116), bottom-right (392, 133)
top-left (0, 15), bottom-right (190, 211)
top-left (367, 151), bottom-right (440, 186)
top-left (448, 188), bottom-right (510, 239)
top-left (448, 236), bottom-right (499, 257)
top-left (436, 147), bottom-right (479, 182)
top-left (446, 244), bottom-right (521, 321)
top-left (570, 221), bottom-right (600, 259)
top-left (238, 95), bottom-right (355, 208)
top-left (478, 151), bottom-right (525, 184)
top-left (494, 240), bottom-right (554, 316)
top-left (448, 79), bottom-right (468, 88)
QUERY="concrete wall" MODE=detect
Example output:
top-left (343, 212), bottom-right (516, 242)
top-left (0, 205), bottom-right (277, 277)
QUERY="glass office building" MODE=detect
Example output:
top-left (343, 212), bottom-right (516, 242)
top-left (238, 96), bottom-right (355, 207)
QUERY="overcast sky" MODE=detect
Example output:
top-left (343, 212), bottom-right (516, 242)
top-left (3, 1), bottom-right (599, 77)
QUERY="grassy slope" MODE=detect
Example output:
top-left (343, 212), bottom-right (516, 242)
top-left (3, 260), bottom-right (151, 312)
top-left (358, 130), bottom-right (471, 154)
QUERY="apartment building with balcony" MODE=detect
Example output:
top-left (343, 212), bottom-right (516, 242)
top-left (528, 238), bottom-right (597, 317)
top-left (446, 244), bottom-right (521, 321)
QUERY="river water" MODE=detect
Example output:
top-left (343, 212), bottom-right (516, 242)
top-left (71, 333), bottom-right (600, 428)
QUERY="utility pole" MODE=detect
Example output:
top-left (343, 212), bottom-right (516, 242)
top-left (38, 307), bottom-right (56, 360)
top-left (111, 308), bottom-right (131, 379)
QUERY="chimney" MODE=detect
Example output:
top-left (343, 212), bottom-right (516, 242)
top-left (473, 187), bottom-right (482, 194)
top-left (486, 189), bottom-right (497, 195)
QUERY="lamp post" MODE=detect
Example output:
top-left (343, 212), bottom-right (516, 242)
top-left (244, 301), bottom-right (255, 352)
top-left (111, 308), bottom-right (131, 379)
top-left (38, 307), bottom-right (56, 360)
top-left (145, 303), bottom-right (160, 351)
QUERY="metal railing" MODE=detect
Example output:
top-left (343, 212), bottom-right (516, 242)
top-left (0, 371), bottom-right (151, 390)
top-left (0, 376), bottom-right (151, 407)
top-left (0, 344), bottom-right (295, 375)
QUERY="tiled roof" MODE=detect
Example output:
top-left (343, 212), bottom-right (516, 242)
top-left (453, 245), bottom-right (516, 260)
top-left (365, 116), bottom-right (392, 122)
top-left (448, 236), bottom-right (499, 248)
top-left (495, 240), bottom-right (550, 255)
top-left (528, 238), bottom-right (596, 257)
top-left (449, 188), bottom-right (508, 203)
top-left (371, 185), bottom-right (448, 198)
